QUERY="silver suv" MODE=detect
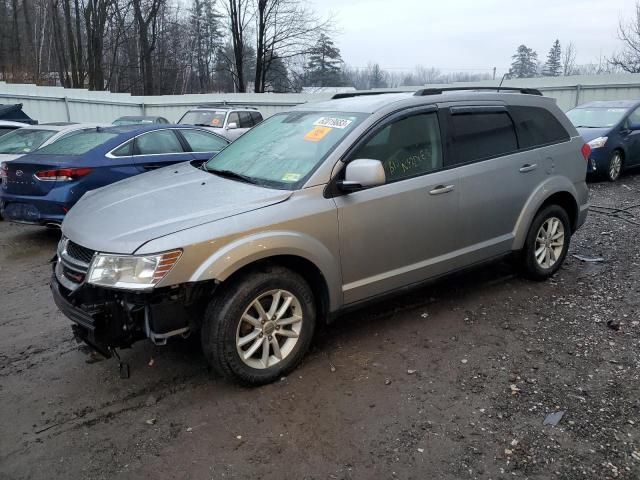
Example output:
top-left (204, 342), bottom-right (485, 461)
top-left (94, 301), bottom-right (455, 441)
top-left (52, 88), bottom-right (589, 385)
top-left (178, 106), bottom-right (263, 141)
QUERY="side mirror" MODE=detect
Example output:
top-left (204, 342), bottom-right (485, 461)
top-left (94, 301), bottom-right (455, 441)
top-left (629, 123), bottom-right (640, 131)
top-left (337, 159), bottom-right (386, 192)
top-left (226, 122), bottom-right (238, 130)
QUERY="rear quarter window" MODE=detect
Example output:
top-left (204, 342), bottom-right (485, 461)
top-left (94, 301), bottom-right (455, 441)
top-left (509, 106), bottom-right (570, 149)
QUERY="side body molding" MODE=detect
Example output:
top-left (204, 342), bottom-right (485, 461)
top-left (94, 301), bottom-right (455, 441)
top-left (189, 230), bottom-right (343, 311)
top-left (511, 176), bottom-right (585, 251)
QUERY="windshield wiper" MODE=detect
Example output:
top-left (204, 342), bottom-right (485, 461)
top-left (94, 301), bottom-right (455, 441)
top-left (193, 123), bottom-right (219, 127)
top-left (207, 168), bottom-right (258, 185)
top-left (574, 125), bottom-right (598, 128)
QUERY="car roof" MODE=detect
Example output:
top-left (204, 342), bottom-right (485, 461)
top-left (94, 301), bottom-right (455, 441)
top-left (190, 106), bottom-right (259, 111)
top-left (295, 90), bottom-right (555, 114)
top-left (115, 115), bottom-right (163, 120)
top-left (19, 122), bottom-right (108, 132)
top-left (574, 100), bottom-right (640, 109)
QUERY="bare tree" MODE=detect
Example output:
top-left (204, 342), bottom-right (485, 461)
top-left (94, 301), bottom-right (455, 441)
top-left (253, 0), bottom-right (330, 93)
top-left (562, 42), bottom-right (577, 76)
top-left (224, 0), bottom-right (251, 92)
top-left (132, 0), bottom-right (164, 94)
top-left (609, 2), bottom-right (640, 73)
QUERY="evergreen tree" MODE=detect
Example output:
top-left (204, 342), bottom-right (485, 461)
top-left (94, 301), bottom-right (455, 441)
top-left (304, 34), bottom-right (344, 87)
top-left (265, 54), bottom-right (290, 92)
top-left (543, 39), bottom-right (562, 77)
top-left (508, 45), bottom-right (539, 78)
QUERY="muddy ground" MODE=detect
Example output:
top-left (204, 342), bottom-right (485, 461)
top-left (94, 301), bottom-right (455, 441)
top-left (1, 177), bottom-right (639, 480)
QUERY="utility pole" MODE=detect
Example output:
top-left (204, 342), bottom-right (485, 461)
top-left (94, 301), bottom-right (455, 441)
top-left (493, 67), bottom-right (496, 80)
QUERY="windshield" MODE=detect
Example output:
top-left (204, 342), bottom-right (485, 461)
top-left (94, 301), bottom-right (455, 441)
top-left (566, 107), bottom-right (628, 128)
top-left (0, 129), bottom-right (57, 154)
top-left (33, 131), bottom-right (119, 155)
top-left (205, 111), bottom-right (366, 189)
top-left (180, 111), bottom-right (227, 127)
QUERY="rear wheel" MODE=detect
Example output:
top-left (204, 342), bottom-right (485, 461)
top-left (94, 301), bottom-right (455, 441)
top-left (201, 266), bottom-right (316, 386)
top-left (607, 150), bottom-right (623, 182)
top-left (520, 205), bottom-right (571, 281)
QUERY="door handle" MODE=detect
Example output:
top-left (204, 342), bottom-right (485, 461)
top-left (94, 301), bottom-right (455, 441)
top-left (519, 163), bottom-right (538, 173)
top-left (429, 184), bottom-right (455, 195)
top-left (143, 165), bottom-right (162, 170)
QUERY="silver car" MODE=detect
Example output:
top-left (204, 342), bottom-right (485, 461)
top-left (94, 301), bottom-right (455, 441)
top-left (177, 106), bottom-right (263, 141)
top-left (52, 88), bottom-right (589, 385)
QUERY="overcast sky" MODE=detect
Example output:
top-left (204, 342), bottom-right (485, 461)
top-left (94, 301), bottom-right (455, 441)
top-left (307, 0), bottom-right (636, 75)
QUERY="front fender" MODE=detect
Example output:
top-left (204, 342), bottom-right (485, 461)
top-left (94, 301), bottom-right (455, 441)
top-left (189, 230), bottom-right (343, 311)
top-left (512, 176), bottom-right (581, 251)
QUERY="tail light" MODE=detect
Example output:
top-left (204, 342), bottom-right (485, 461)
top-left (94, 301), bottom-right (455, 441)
top-left (34, 167), bottom-right (93, 181)
top-left (0, 162), bottom-right (7, 179)
top-left (580, 143), bottom-right (591, 162)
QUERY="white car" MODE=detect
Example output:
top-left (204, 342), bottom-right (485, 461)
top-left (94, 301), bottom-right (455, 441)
top-left (0, 123), bottom-right (110, 163)
top-left (0, 120), bottom-right (29, 137)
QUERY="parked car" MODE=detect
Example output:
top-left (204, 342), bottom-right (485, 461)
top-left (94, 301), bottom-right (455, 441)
top-left (0, 103), bottom-right (38, 125)
top-left (0, 123), bottom-right (107, 163)
top-left (566, 100), bottom-right (640, 181)
top-left (52, 88), bottom-right (588, 385)
top-left (0, 120), bottom-right (29, 137)
top-left (113, 115), bottom-right (170, 126)
top-left (1, 125), bottom-right (229, 226)
top-left (178, 106), bottom-right (263, 141)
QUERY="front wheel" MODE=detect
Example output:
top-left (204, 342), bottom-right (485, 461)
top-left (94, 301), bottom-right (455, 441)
top-left (520, 205), bottom-right (571, 281)
top-left (201, 266), bottom-right (316, 386)
top-left (607, 151), bottom-right (623, 182)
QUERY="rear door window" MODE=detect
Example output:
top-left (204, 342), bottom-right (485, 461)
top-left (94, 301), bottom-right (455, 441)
top-left (180, 129), bottom-right (228, 152)
top-left (509, 106), bottom-right (570, 149)
top-left (238, 112), bottom-right (254, 128)
top-left (251, 112), bottom-right (263, 125)
top-left (134, 130), bottom-right (184, 155)
top-left (447, 110), bottom-right (518, 166)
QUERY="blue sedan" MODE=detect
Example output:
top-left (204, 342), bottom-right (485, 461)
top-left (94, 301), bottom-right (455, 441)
top-left (0, 124), bottom-right (229, 226)
top-left (566, 100), bottom-right (640, 182)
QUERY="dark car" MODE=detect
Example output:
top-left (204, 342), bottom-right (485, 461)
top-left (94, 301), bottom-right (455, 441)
top-left (0, 124), bottom-right (229, 226)
top-left (566, 100), bottom-right (640, 181)
top-left (113, 115), bottom-right (170, 126)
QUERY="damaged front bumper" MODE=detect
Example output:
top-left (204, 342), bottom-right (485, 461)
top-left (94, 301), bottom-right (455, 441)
top-left (51, 255), bottom-right (212, 357)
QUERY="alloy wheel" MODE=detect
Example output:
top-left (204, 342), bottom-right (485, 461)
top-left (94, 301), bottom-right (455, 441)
top-left (235, 289), bottom-right (303, 369)
top-left (534, 217), bottom-right (565, 269)
top-left (609, 152), bottom-right (622, 181)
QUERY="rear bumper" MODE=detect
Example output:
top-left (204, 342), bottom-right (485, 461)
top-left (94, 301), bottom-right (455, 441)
top-left (1, 193), bottom-right (68, 225)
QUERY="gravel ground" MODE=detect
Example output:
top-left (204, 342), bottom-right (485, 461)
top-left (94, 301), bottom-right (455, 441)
top-left (1, 177), bottom-right (639, 480)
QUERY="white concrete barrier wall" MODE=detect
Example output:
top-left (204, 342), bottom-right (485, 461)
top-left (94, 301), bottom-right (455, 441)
top-left (1, 74), bottom-right (640, 123)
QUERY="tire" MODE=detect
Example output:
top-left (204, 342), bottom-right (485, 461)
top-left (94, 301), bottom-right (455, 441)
top-left (520, 205), bottom-right (571, 281)
top-left (201, 265), bottom-right (316, 386)
top-left (606, 150), bottom-right (623, 182)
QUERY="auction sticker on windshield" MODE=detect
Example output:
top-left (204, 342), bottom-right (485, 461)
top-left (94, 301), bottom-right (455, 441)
top-left (314, 117), bottom-right (353, 129)
top-left (304, 126), bottom-right (332, 142)
top-left (281, 173), bottom-right (302, 182)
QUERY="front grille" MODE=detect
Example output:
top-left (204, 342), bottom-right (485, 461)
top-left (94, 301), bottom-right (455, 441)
top-left (66, 241), bottom-right (95, 264)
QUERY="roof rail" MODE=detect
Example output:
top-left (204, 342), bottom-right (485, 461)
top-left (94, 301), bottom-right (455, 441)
top-left (331, 91), bottom-right (408, 100)
top-left (413, 86), bottom-right (543, 97)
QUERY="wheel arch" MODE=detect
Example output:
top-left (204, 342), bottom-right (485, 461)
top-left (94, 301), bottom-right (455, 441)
top-left (512, 179), bottom-right (580, 250)
top-left (189, 230), bottom-right (342, 314)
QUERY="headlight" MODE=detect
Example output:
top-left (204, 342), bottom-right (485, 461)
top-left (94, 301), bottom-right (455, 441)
top-left (87, 250), bottom-right (182, 290)
top-left (588, 136), bottom-right (608, 149)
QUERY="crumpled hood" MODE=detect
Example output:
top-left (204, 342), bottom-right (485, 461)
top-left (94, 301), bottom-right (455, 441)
top-left (0, 153), bottom-right (23, 163)
top-left (62, 162), bottom-right (292, 254)
top-left (576, 127), bottom-right (610, 143)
